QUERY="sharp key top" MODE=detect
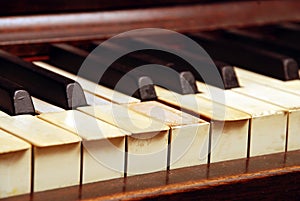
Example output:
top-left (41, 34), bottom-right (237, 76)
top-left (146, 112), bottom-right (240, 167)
top-left (231, 76), bottom-right (300, 151)
top-left (0, 115), bottom-right (81, 192)
top-left (197, 81), bottom-right (287, 157)
top-left (78, 104), bottom-right (170, 176)
top-left (127, 101), bottom-right (209, 169)
top-left (33, 61), bottom-right (139, 104)
top-left (49, 44), bottom-right (157, 101)
top-left (187, 32), bottom-right (299, 81)
top-left (234, 67), bottom-right (300, 96)
top-left (221, 29), bottom-right (300, 65)
top-left (38, 110), bottom-right (129, 184)
top-left (0, 129), bottom-right (31, 199)
top-left (0, 76), bottom-right (35, 115)
top-left (90, 41), bottom-right (198, 94)
top-left (155, 86), bottom-right (251, 163)
top-left (213, 61), bottom-right (239, 89)
top-left (0, 50), bottom-right (87, 110)
top-left (131, 37), bottom-right (240, 89)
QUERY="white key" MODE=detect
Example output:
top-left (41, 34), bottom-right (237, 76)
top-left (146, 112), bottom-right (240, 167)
top-left (84, 91), bottom-right (111, 106)
top-left (0, 110), bottom-right (9, 117)
top-left (128, 101), bottom-right (210, 169)
top-left (38, 110), bottom-right (129, 184)
top-left (0, 130), bottom-right (31, 198)
top-left (78, 104), bottom-right (170, 176)
top-left (32, 97), bottom-right (65, 114)
top-left (33, 61), bottom-right (140, 104)
top-left (155, 86), bottom-right (251, 163)
top-left (0, 115), bottom-right (81, 192)
top-left (235, 67), bottom-right (300, 95)
top-left (197, 81), bottom-right (287, 157)
top-left (232, 76), bottom-right (300, 151)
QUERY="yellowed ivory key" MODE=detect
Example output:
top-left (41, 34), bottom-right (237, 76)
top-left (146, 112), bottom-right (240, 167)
top-left (155, 86), bottom-right (251, 163)
top-left (0, 129), bottom-right (31, 199)
top-left (128, 101), bottom-right (210, 169)
top-left (0, 115), bottom-right (81, 192)
top-left (39, 110), bottom-right (130, 184)
top-left (78, 104), bottom-right (170, 176)
top-left (197, 81), bottom-right (287, 157)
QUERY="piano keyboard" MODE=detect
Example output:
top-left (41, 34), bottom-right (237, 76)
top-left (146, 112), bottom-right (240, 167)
top-left (1, 22), bottom-right (300, 200)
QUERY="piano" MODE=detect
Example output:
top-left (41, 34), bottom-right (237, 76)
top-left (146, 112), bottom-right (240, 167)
top-left (1, 0), bottom-right (300, 200)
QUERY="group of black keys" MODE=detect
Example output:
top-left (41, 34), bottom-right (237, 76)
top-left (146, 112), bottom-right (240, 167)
top-left (1, 23), bottom-right (300, 117)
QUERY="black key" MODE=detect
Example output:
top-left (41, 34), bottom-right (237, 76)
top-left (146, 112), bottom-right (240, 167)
top-left (90, 41), bottom-right (198, 94)
top-left (187, 32), bottom-right (299, 81)
top-left (213, 61), bottom-right (239, 89)
top-left (117, 38), bottom-right (240, 89)
top-left (247, 24), bottom-right (300, 47)
top-left (0, 76), bottom-right (35, 116)
top-left (221, 29), bottom-right (300, 65)
top-left (0, 50), bottom-right (87, 110)
top-left (49, 44), bottom-right (157, 101)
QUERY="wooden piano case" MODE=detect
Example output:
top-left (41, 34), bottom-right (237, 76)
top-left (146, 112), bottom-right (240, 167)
top-left (1, 1), bottom-right (300, 200)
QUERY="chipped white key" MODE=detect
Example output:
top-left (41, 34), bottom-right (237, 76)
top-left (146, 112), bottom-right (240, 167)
top-left (33, 61), bottom-right (140, 104)
top-left (0, 115), bottom-right (81, 192)
top-left (78, 104), bottom-right (169, 176)
top-left (38, 110), bottom-right (129, 184)
top-left (233, 77), bottom-right (300, 151)
top-left (0, 130), bottom-right (31, 198)
top-left (155, 86), bottom-right (251, 163)
top-left (197, 81), bottom-right (287, 157)
top-left (128, 101), bottom-right (210, 169)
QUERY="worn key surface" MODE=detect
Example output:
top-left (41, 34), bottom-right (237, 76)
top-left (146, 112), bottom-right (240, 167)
top-left (0, 50), bottom-right (87, 110)
top-left (0, 129), bottom-right (31, 199)
top-left (197, 81), bottom-right (287, 157)
top-left (78, 104), bottom-right (170, 176)
top-left (0, 115), bottom-right (81, 193)
top-left (38, 110), bottom-right (129, 184)
top-left (154, 86), bottom-right (251, 163)
top-left (128, 101), bottom-right (210, 169)
top-left (232, 77), bottom-right (300, 151)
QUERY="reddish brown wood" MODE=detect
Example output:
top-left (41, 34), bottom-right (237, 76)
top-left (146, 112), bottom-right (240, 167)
top-left (0, 1), bottom-right (299, 47)
top-left (2, 150), bottom-right (300, 201)
top-left (0, 0), bottom-right (215, 16)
